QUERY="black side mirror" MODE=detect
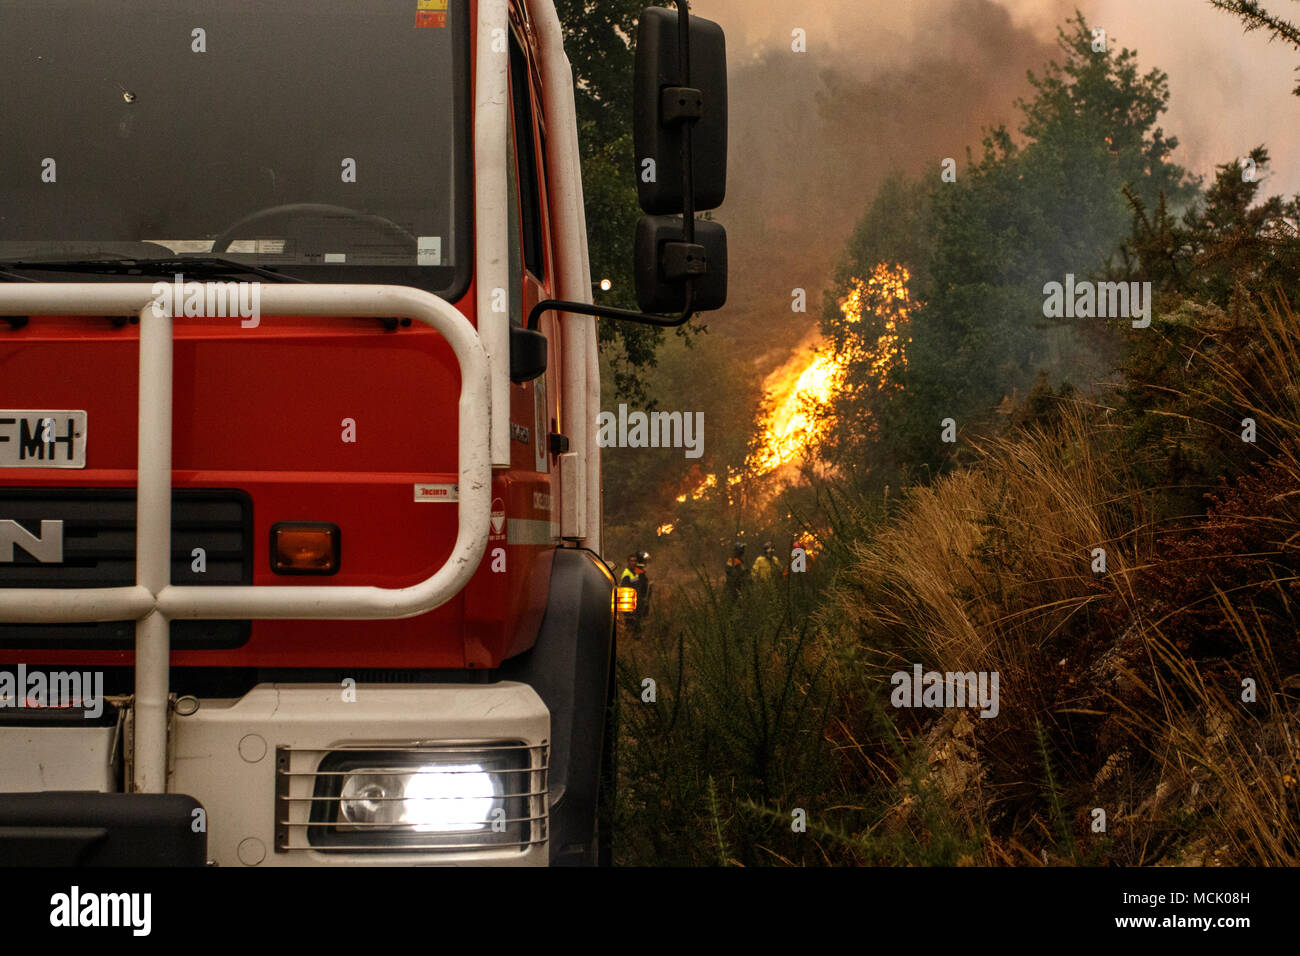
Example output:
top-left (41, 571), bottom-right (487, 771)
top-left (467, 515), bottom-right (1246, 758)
top-left (631, 3), bottom-right (729, 317)
top-left (633, 6), bottom-right (727, 213)
top-left (524, 2), bottom-right (729, 332)
top-left (635, 215), bottom-right (727, 313)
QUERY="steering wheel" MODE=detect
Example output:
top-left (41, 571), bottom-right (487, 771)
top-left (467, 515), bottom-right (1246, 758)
top-left (211, 203), bottom-right (418, 258)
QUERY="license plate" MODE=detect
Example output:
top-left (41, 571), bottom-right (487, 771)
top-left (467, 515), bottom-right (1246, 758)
top-left (0, 411), bottom-right (87, 468)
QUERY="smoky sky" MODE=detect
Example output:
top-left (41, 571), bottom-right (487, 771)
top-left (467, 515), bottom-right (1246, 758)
top-left (695, 0), bottom-right (1298, 194)
top-left (687, 0), bottom-right (1299, 346)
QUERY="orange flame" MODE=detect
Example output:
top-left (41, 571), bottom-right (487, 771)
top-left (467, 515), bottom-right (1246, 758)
top-left (671, 263), bottom-right (914, 501)
top-left (747, 262), bottom-right (913, 475)
top-left (748, 350), bottom-right (846, 474)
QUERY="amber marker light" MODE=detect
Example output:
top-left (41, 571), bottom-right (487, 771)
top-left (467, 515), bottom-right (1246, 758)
top-left (616, 586), bottom-right (638, 614)
top-left (271, 522), bottom-right (340, 575)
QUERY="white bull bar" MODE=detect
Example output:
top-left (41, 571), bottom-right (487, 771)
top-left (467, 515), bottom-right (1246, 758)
top-left (0, 283), bottom-right (493, 794)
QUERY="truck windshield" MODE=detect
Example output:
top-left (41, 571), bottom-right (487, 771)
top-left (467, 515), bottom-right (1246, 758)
top-left (0, 0), bottom-right (470, 298)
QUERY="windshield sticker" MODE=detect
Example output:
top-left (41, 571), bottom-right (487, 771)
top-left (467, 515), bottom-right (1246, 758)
top-left (416, 0), bottom-right (447, 28)
top-left (227, 239), bottom-right (287, 255)
top-left (417, 236), bottom-right (442, 265)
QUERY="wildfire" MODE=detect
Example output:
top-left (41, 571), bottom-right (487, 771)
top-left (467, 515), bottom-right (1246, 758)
top-left (747, 262), bottom-right (914, 475)
top-left (852, 262), bottom-right (913, 386)
top-left (670, 262), bottom-right (914, 501)
top-left (747, 349), bottom-right (846, 474)
top-left (656, 522), bottom-right (675, 536)
top-left (676, 472), bottom-right (717, 503)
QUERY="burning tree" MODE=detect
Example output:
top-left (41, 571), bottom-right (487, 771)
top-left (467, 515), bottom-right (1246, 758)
top-left (801, 262), bottom-right (917, 481)
top-left (740, 262), bottom-right (914, 485)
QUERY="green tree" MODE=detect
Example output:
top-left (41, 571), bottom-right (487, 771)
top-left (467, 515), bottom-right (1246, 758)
top-left (817, 13), bottom-right (1197, 487)
top-left (1124, 146), bottom-right (1300, 308)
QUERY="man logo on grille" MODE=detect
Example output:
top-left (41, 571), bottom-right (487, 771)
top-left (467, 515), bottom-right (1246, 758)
top-left (0, 519), bottom-right (64, 563)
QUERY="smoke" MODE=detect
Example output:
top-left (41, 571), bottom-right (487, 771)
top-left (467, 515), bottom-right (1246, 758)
top-left (692, 0), bottom-right (1072, 61)
top-left (1087, 0), bottom-right (1300, 198)
top-left (687, 0), bottom-right (1300, 358)
top-left (690, 0), bottom-right (1074, 350)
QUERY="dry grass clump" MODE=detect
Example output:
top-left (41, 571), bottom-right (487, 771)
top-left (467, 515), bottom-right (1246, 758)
top-left (812, 297), bottom-right (1300, 865)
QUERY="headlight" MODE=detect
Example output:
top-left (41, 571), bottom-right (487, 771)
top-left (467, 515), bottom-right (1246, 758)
top-left (306, 746), bottom-right (541, 852)
top-left (338, 764), bottom-right (500, 832)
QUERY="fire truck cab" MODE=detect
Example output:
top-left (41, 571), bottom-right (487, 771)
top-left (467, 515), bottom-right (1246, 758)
top-left (0, 0), bottom-right (726, 866)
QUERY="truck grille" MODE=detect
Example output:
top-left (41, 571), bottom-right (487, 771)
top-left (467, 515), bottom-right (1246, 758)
top-left (0, 488), bottom-right (252, 648)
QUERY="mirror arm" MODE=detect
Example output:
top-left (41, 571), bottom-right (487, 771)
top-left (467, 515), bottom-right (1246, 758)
top-left (526, 282), bottom-right (695, 331)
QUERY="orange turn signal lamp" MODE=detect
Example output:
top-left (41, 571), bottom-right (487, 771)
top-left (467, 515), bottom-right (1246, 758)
top-left (271, 522), bottom-right (340, 575)
top-left (616, 586), bottom-right (638, 614)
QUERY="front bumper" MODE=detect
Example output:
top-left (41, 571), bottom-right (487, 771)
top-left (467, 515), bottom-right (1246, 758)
top-left (0, 681), bottom-right (550, 866)
top-left (0, 792), bottom-right (205, 866)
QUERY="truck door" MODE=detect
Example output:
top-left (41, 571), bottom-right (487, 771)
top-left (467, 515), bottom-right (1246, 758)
top-left (508, 24), bottom-right (558, 482)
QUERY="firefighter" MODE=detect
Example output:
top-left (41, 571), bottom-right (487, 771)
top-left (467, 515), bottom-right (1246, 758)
top-left (724, 541), bottom-right (748, 599)
top-left (633, 550), bottom-right (651, 621)
top-left (619, 553), bottom-right (639, 589)
top-left (751, 540), bottom-right (781, 582)
top-left (620, 551), bottom-right (650, 634)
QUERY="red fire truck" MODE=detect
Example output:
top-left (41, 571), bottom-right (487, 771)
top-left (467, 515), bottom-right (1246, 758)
top-left (0, 0), bottom-right (726, 865)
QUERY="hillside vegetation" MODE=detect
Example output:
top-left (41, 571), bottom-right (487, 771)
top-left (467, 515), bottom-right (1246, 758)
top-left (609, 13), bottom-right (1300, 866)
